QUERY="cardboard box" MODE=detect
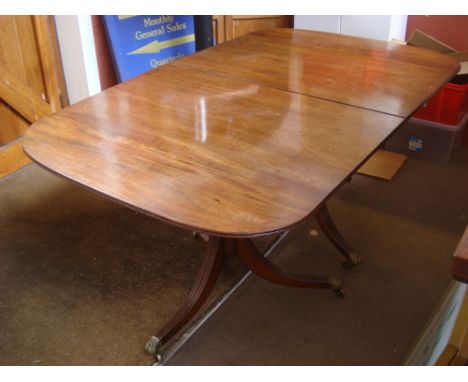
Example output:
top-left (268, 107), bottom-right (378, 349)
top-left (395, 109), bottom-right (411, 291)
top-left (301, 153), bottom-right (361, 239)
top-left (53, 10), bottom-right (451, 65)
top-left (407, 29), bottom-right (456, 54)
top-left (407, 29), bottom-right (468, 75)
top-left (449, 52), bottom-right (468, 76)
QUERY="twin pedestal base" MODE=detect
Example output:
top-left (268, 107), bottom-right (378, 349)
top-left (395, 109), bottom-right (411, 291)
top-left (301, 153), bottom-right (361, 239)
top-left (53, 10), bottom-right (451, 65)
top-left (145, 203), bottom-right (361, 364)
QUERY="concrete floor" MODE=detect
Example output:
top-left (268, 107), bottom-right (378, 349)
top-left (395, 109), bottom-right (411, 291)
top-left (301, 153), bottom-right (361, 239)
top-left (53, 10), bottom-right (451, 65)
top-left (1, 147), bottom-right (467, 365)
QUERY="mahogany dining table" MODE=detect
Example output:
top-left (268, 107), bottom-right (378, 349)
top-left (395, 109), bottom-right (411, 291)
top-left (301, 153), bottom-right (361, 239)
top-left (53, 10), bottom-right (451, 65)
top-left (23, 28), bottom-right (459, 364)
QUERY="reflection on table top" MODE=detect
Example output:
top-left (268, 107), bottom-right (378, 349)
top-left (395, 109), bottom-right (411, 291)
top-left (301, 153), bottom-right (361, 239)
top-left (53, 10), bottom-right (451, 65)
top-left (175, 28), bottom-right (459, 117)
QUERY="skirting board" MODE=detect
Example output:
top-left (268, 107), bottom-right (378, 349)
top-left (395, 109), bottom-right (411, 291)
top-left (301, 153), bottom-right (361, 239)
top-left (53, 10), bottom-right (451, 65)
top-left (0, 139), bottom-right (31, 180)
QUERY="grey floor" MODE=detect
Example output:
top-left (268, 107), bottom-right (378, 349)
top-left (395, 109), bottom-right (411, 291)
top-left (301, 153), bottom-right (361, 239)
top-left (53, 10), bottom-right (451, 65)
top-left (167, 148), bottom-right (468, 365)
top-left (1, 147), bottom-right (467, 365)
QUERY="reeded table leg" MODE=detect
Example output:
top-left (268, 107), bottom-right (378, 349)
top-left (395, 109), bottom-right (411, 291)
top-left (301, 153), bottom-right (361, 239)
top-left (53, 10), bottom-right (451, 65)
top-left (315, 203), bottom-right (362, 269)
top-left (145, 234), bottom-right (344, 364)
top-left (145, 236), bottom-right (225, 364)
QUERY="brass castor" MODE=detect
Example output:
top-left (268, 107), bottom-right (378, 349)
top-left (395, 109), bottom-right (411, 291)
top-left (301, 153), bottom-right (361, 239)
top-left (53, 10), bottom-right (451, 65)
top-left (329, 278), bottom-right (344, 298)
top-left (192, 231), bottom-right (209, 242)
top-left (334, 288), bottom-right (345, 298)
top-left (145, 336), bottom-right (162, 365)
top-left (342, 253), bottom-right (363, 269)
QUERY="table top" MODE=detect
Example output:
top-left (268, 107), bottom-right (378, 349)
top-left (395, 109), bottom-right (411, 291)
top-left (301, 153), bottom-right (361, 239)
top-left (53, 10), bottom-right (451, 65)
top-left (23, 29), bottom-right (459, 237)
top-left (175, 28), bottom-right (459, 118)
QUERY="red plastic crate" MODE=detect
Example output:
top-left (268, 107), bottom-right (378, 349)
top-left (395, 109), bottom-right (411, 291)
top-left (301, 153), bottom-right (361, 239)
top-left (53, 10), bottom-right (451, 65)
top-left (414, 81), bottom-right (468, 125)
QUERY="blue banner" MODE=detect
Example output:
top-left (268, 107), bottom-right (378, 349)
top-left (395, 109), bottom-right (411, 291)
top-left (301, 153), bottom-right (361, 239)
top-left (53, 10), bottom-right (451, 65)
top-left (103, 15), bottom-right (196, 82)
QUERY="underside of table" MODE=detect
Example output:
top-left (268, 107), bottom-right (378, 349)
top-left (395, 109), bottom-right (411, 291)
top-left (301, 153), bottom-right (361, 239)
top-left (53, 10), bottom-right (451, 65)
top-left (144, 202), bottom-right (360, 364)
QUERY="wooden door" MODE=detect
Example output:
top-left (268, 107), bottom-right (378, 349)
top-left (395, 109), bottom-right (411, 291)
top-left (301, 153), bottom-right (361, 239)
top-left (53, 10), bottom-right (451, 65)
top-left (212, 16), bottom-right (226, 45)
top-left (212, 15), bottom-right (293, 45)
top-left (0, 15), bottom-right (67, 179)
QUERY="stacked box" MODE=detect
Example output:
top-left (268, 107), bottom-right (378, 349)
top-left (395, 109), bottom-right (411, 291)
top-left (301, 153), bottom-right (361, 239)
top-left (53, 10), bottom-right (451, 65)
top-left (387, 30), bottom-right (468, 164)
top-left (385, 115), bottom-right (467, 164)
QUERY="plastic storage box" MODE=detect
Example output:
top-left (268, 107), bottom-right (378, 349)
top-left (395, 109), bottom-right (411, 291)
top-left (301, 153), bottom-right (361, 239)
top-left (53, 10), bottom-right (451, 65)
top-left (385, 114), bottom-right (467, 164)
top-left (414, 74), bottom-right (468, 126)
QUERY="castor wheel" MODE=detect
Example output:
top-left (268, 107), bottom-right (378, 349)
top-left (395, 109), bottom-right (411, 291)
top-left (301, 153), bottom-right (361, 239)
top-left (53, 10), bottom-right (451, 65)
top-left (342, 253), bottom-right (362, 269)
top-left (145, 336), bottom-right (163, 366)
top-left (329, 278), bottom-right (344, 298)
top-left (334, 288), bottom-right (345, 298)
top-left (192, 231), bottom-right (209, 243)
top-left (152, 353), bottom-right (162, 366)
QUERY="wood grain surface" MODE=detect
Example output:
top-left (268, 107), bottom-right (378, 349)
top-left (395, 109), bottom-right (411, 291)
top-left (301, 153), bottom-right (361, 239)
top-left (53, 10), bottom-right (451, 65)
top-left (174, 28), bottom-right (459, 117)
top-left (23, 28), bottom-right (457, 237)
top-left (356, 149), bottom-right (407, 181)
top-left (0, 140), bottom-right (31, 179)
top-left (24, 64), bottom-right (402, 236)
top-left (0, 100), bottom-right (29, 145)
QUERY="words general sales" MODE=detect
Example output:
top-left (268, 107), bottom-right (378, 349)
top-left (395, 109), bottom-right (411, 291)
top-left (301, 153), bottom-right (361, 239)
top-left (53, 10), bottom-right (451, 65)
top-left (135, 16), bottom-right (188, 40)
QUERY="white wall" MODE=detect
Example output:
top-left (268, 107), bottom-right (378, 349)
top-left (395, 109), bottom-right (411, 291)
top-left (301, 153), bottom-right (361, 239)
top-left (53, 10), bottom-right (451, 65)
top-left (294, 15), bottom-right (341, 34)
top-left (294, 15), bottom-right (408, 42)
top-left (388, 15), bottom-right (408, 41)
top-left (55, 16), bottom-right (101, 104)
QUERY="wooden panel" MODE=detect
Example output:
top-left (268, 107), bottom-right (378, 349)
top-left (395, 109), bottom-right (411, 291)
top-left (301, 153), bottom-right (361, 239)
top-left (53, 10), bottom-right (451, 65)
top-left (0, 16), bottom-right (66, 122)
top-left (0, 17), bottom-right (54, 122)
top-left (15, 16), bottom-right (47, 96)
top-left (449, 354), bottom-right (468, 365)
top-left (230, 15), bottom-right (292, 40)
top-left (0, 16), bottom-right (47, 102)
top-left (449, 290), bottom-right (468, 347)
top-left (212, 15), bottom-right (225, 45)
top-left (175, 28), bottom-right (459, 118)
top-left (0, 99), bottom-right (29, 145)
top-left (0, 65), bottom-right (51, 122)
top-left (0, 140), bottom-right (31, 179)
top-left (458, 324), bottom-right (468, 360)
top-left (0, 16), bottom-right (28, 83)
top-left (435, 344), bottom-right (458, 365)
top-left (24, 64), bottom-right (403, 237)
top-left (0, 16), bottom-right (66, 179)
top-left (356, 149), bottom-right (407, 181)
top-left (33, 16), bottom-right (68, 111)
top-left (213, 15), bottom-right (292, 45)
